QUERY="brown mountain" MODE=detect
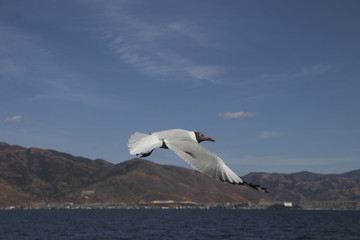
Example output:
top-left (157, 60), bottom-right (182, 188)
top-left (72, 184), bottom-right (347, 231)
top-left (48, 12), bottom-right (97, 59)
top-left (66, 158), bottom-right (267, 204)
top-left (0, 142), bottom-right (112, 206)
top-left (0, 142), bottom-right (264, 207)
top-left (1, 142), bottom-right (359, 209)
top-left (244, 170), bottom-right (360, 208)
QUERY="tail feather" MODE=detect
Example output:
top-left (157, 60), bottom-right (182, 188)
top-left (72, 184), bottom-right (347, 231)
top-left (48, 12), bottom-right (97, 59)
top-left (127, 132), bottom-right (162, 156)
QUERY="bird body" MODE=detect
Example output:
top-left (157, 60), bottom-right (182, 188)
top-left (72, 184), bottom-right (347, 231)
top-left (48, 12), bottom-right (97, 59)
top-left (128, 129), bottom-right (267, 192)
top-left (128, 129), bottom-right (196, 155)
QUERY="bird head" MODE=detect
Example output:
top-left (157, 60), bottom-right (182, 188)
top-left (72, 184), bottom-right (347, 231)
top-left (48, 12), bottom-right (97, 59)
top-left (195, 132), bottom-right (215, 143)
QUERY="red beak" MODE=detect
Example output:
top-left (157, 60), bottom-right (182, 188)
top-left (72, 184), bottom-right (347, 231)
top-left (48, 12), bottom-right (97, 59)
top-left (207, 137), bottom-right (215, 142)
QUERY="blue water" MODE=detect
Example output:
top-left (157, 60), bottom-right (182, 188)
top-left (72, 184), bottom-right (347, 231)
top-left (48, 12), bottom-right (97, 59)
top-left (0, 209), bottom-right (359, 240)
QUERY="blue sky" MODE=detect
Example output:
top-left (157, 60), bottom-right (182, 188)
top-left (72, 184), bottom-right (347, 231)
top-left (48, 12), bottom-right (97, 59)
top-left (1, 0), bottom-right (359, 175)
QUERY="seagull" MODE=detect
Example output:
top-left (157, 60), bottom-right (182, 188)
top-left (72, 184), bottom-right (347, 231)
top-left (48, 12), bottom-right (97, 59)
top-left (128, 129), bottom-right (267, 192)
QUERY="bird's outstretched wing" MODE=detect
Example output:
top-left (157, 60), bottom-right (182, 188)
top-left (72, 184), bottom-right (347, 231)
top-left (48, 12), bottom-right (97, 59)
top-left (165, 139), bottom-right (268, 192)
top-left (165, 139), bottom-right (244, 184)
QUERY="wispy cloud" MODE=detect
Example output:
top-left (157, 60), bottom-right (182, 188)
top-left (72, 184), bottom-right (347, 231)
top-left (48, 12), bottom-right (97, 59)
top-left (233, 64), bottom-right (333, 88)
top-left (217, 111), bottom-right (258, 119)
top-left (5, 115), bottom-right (23, 122)
top-left (99, 3), bottom-right (222, 83)
top-left (186, 65), bottom-right (223, 81)
top-left (236, 155), bottom-right (355, 172)
top-left (248, 64), bottom-right (332, 85)
top-left (0, 24), bottom-right (50, 82)
top-left (107, 33), bottom-right (222, 82)
top-left (259, 131), bottom-right (283, 139)
top-left (0, 24), bottom-right (119, 108)
top-left (167, 20), bottom-right (214, 46)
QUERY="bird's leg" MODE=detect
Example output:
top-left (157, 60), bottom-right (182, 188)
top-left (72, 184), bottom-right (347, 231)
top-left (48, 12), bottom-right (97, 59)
top-left (140, 149), bottom-right (154, 158)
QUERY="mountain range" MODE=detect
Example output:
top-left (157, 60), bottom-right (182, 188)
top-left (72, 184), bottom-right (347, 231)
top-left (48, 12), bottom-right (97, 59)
top-left (0, 142), bottom-right (359, 209)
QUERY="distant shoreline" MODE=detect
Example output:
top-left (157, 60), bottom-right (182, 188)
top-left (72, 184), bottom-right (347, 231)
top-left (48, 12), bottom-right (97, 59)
top-left (2, 203), bottom-right (359, 211)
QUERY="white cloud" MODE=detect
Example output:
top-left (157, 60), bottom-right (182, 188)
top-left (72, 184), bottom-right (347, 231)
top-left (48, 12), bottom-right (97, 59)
top-left (5, 115), bottom-right (23, 122)
top-left (259, 131), bottom-right (283, 139)
top-left (233, 155), bottom-right (358, 174)
top-left (217, 111), bottom-right (258, 119)
top-left (234, 64), bottom-right (333, 88)
top-left (100, 4), bottom-right (222, 83)
top-left (0, 24), bottom-right (119, 108)
top-left (108, 32), bottom-right (222, 82)
top-left (186, 65), bottom-right (222, 80)
top-left (251, 64), bottom-right (332, 84)
top-left (167, 20), bottom-right (213, 46)
top-left (168, 21), bottom-right (190, 31)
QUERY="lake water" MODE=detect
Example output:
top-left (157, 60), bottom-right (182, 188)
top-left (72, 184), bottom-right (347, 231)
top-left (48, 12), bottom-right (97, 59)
top-left (0, 209), bottom-right (359, 239)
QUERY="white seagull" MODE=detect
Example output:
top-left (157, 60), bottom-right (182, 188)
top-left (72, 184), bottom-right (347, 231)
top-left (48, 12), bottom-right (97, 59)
top-left (128, 129), bottom-right (267, 192)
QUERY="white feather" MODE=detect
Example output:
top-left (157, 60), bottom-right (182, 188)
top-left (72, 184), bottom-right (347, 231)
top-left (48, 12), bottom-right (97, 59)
top-left (164, 139), bottom-right (243, 184)
top-left (127, 132), bottom-right (163, 155)
top-left (127, 129), bottom-right (243, 184)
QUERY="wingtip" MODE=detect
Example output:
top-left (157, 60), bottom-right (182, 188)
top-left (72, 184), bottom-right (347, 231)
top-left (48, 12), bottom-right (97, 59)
top-left (243, 182), bottom-right (269, 193)
top-left (221, 179), bottom-right (268, 193)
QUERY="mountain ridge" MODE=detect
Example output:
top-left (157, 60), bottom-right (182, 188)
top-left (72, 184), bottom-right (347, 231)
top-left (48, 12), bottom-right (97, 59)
top-left (0, 142), bottom-right (359, 209)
